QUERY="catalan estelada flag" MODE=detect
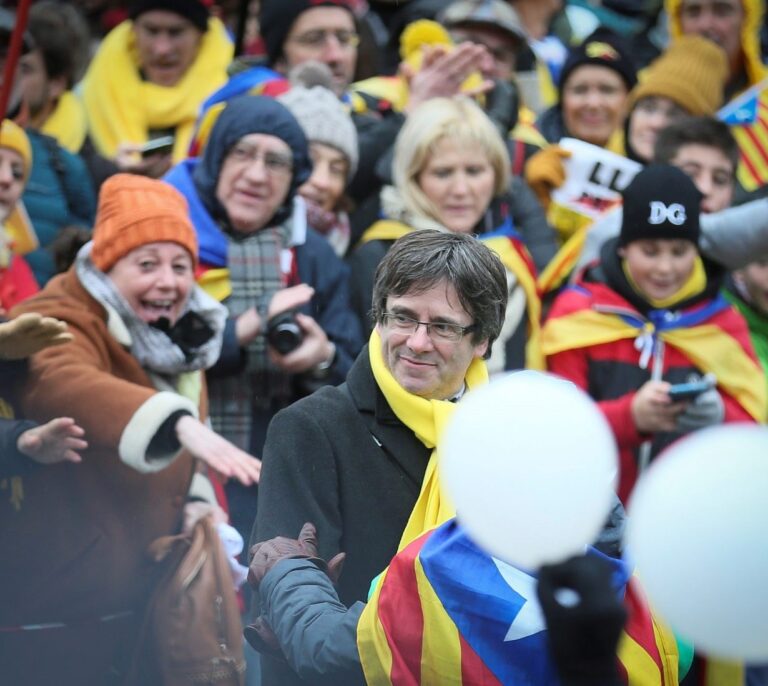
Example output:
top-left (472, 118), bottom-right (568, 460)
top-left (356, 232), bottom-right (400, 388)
top-left (357, 520), bottom-right (678, 685)
top-left (718, 77), bottom-right (768, 192)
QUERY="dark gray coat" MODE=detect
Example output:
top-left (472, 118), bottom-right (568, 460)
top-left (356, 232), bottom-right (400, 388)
top-left (252, 346), bottom-right (430, 685)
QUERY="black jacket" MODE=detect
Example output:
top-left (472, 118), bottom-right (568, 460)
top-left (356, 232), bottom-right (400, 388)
top-left (253, 347), bottom-right (430, 685)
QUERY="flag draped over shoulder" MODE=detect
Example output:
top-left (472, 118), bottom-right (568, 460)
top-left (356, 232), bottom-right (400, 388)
top-left (541, 286), bottom-right (767, 422)
top-left (356, 520), bottom-right (678, 685)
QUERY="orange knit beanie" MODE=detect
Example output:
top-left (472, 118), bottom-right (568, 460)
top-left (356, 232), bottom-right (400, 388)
top-left (91, 174), bottom-right (198, 272)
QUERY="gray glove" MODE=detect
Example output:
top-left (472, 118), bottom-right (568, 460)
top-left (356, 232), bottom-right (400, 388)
top-left (676, 380), bottom-right (725, 431)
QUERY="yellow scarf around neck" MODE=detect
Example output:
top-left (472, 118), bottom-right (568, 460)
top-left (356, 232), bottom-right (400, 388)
top-left (42, 91), bottom-right (88, 153)
top-left (622, 255), bottom-right (707, 309)
top-left (368, 329), bottom-right (489, 551)
top-left (81, 18), bottom-right (232, 162)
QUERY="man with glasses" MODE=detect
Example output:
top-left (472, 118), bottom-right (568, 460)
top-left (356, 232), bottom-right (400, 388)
top-left (253, 230), bottom-right (508, 685)
top-left (260, 0), bottom-right (359, 98)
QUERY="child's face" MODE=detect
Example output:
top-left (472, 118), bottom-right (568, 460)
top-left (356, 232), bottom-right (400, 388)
top-left (620, 239), bottom-right (698, 302)
top-left (670, 144), bottom-right (735, 214)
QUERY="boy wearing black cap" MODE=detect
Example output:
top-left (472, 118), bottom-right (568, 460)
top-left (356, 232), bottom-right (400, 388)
top-left (542, 164), bottom-right (765, 502)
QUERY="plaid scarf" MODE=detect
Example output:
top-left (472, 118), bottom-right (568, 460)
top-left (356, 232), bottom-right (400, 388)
top-left (207, 223), bottom-right (293, 450)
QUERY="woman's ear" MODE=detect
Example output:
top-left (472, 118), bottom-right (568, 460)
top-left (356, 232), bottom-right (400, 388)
top-left (617, 245), bottom-right (626, 258)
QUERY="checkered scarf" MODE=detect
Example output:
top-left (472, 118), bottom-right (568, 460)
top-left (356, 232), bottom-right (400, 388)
top-left (207, 223), bottom-right (293, 450)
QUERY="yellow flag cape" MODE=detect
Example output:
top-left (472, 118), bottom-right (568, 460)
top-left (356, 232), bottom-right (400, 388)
top-left (542, 304), bottom-right (767, 422)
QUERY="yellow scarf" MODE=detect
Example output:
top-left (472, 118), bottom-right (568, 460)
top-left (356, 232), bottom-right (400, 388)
top-left (42, 91), bottom-right (88, 153)
top-left (81, 18), bottom-right (232, 162)
top-left (622, 255), bottom-right (707, 309)
top-left (368, 329), bottom-right (488, 550)
top-left (360, 220), bottom-right (544, 369)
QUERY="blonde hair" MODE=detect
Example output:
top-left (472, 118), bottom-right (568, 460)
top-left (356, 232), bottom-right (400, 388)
top-left (392, 97), bottom-right (510, 224)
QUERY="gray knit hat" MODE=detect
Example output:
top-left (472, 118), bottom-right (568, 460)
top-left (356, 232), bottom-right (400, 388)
top-left (278, 85), bottom-right (359, 179)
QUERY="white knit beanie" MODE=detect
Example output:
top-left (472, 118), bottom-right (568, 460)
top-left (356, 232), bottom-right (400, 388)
top-left (279, 84), bottom-right (359, 179)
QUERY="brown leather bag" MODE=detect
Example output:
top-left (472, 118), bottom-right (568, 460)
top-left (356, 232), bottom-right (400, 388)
top-left (128, 514), bottom-right (246, 685)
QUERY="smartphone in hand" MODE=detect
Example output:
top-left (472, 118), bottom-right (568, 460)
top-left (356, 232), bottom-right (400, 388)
top-left (140, 136), bottom-right (174, 158)
top-left (667, 378), bottom-right (714, 402)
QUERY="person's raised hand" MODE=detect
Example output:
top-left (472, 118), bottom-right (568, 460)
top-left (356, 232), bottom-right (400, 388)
top-left (17, 417), bottom-right (87, 465)
top-left (404, 42), bottom-right (493, 114)
top-left (0, 313), bottom-right (73, 359)
top-left (174, 415), bottom-right (262, 486)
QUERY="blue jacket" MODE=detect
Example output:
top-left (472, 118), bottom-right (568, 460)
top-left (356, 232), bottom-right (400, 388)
top-left (22, 131), bottom-right (96, 285)
top-left (164, 159), bottom-right (363, 385)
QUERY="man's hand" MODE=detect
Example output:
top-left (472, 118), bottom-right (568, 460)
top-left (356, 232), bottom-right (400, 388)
top-left (0, 313), bottom-right (73, 359)
top-left (174, 415), bottom-right (262, 486)
top-left (403, 42), bottom-right (493, 114)
top-left (268, 313), bottom-right (334, 373)
top-left (248, 522), bottom-right (345, 589)
top-left (631, 381), bottom-right (688, 433)
top-left (17, 417), bottom-right (87, 465)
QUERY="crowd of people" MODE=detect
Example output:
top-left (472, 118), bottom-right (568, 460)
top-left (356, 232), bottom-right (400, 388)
top-left (1, 0), bottom-right (767, 684)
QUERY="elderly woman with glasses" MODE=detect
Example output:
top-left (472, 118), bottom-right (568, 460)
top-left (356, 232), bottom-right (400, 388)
top-left (165, 94), bottom-right (362, 544)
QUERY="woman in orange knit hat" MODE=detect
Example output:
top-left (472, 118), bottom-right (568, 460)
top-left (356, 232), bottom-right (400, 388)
top-left (2, 173), bottom-right (259, 683)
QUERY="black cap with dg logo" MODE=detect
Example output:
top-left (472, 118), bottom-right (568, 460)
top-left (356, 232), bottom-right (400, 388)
top-left (619, 163), bottom-right (702, 247)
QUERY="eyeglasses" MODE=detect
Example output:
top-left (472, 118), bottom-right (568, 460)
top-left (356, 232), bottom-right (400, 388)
top-left (381, 312), bottom-right (476, 342)
top-left (289, 29), bottom-right (359, 51)
top-left (227, 143), bottom-right (293, 176)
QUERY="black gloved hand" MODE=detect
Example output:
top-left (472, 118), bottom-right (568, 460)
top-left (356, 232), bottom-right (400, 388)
top-left (537, 554), bottom-right (627, 686)
top-left (248, 522), bottom-right (346, 589)
top-left (484, 78), bottom-right (520, 139)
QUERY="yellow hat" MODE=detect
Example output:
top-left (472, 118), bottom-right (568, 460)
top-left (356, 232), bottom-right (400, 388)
top-left (628, 36), bottom-right (728, 117)
top-left (0, 119), bottom-right (32, 182)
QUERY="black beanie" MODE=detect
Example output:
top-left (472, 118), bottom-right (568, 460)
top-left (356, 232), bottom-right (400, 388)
top-left (129, 0), bottom-right (210, 32)
top-left (619, 164), bottom-right (702, 247)
top-left (559, 27), bottom-right (637, 98)
top-left (259, 0), bottom-right (356, 66)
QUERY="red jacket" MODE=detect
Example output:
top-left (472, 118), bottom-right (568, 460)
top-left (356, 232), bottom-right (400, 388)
top-left (545, 279), bottom-right (759, 502)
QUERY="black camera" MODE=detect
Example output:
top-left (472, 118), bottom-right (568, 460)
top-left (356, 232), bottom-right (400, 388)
top-left (266, 310), bottom-right (304, 355)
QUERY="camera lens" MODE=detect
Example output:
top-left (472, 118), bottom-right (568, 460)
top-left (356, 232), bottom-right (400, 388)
top-left (266, 311), bottom-right (304, 355)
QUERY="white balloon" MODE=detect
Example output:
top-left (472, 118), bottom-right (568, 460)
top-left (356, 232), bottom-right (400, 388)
top-left (626, 424), bottom-right (768, 661)
top-left (440, 370), bottom-right (618, 570)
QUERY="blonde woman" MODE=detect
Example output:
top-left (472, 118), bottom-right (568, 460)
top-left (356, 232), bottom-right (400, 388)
top-left (349, 96), bottom-right (554, 371)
